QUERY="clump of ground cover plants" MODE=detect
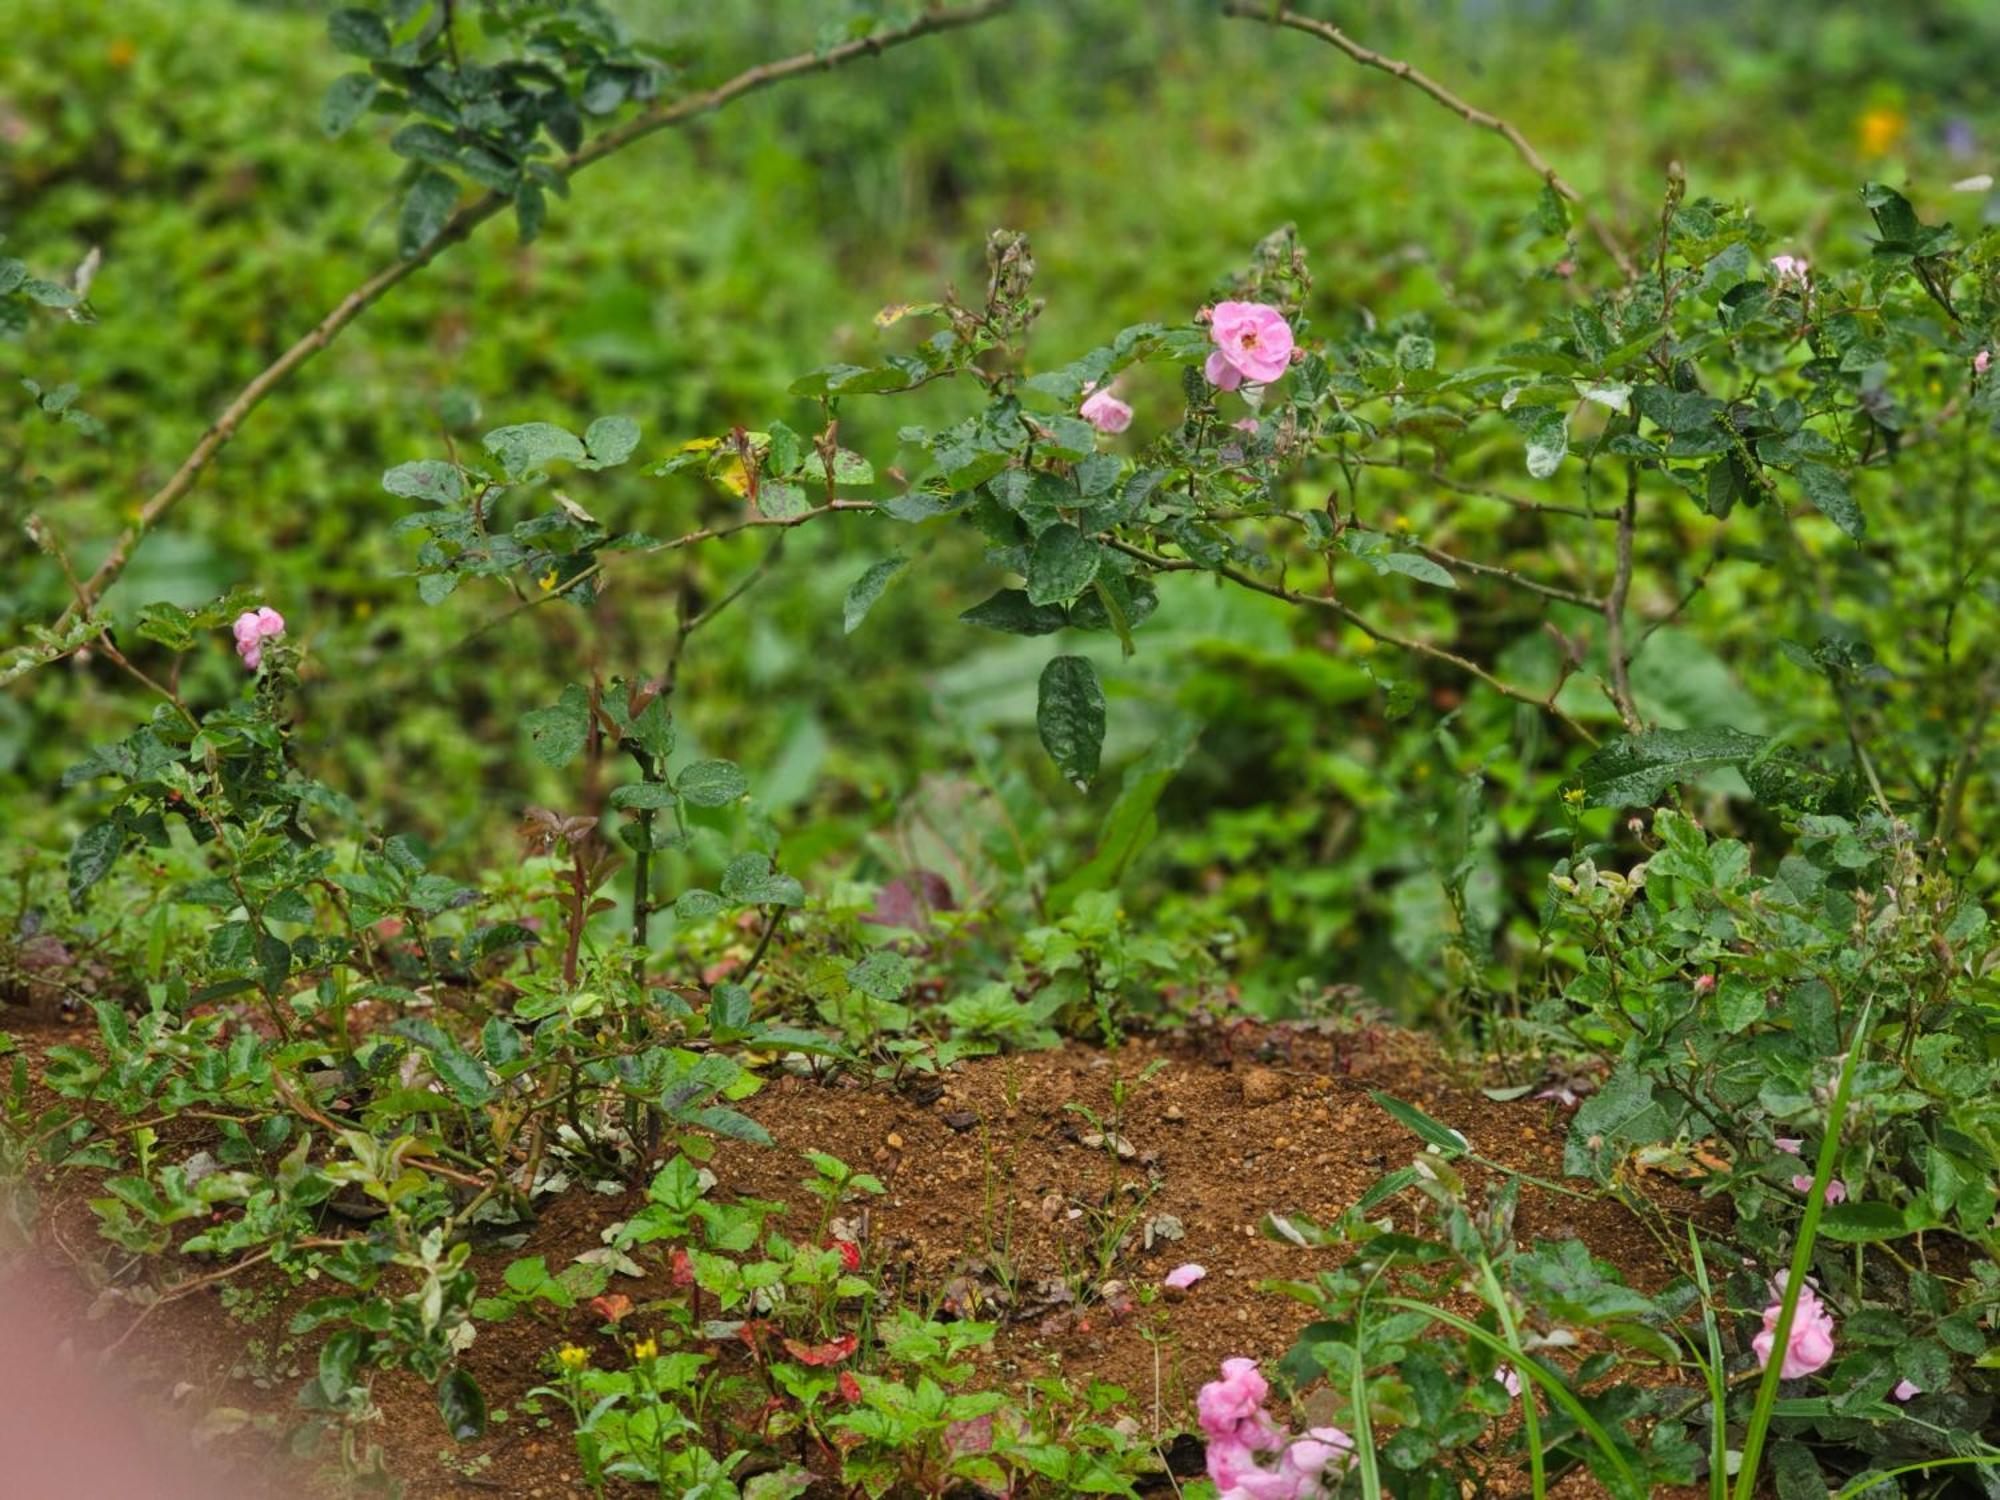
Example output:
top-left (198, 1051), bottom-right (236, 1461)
top-left (4, 2), bottom-right (2000, 1497)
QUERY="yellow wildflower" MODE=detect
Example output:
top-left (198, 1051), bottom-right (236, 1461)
top-left (557, 1344), bottom-right (589, 1372)
top-left (1858, 106), bottom-right (1905, 157)
top-left (631, 1337), bottom-right (658, 1362)
top-left (538, 567), bottom-right (559, 592)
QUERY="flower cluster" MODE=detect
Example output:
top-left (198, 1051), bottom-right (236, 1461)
top-left (231, 606), bottom-right (285, 671)
top-left (1197, 1357), bottom-right (1354, 1500)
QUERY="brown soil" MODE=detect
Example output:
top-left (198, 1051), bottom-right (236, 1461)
top-left (4, 1014), bottom-right (1713, 1499)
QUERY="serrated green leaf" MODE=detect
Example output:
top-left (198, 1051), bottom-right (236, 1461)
top-left (398, 169), bottom-right (459, 259)
top-left (677, 760), bottom-right (747, 807)
top-left (1026, 524), bottom-right (1101, 606)
top-left (843, 555), bottom-right (907, 635)
top-left (1037, 655), bottom-right (1105, 791)
top-left (522, 684), bottom-right (590, 769)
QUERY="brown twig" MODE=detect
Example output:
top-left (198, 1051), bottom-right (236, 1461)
top-left (1603, 464), bottom-right (1643, 732)
top-left (49, 1), bottom-right (1011, 630)
top-left (1221, 2), bottom-right (1635, 279)
top-left (1106, 538), bottom-right (1599, 744)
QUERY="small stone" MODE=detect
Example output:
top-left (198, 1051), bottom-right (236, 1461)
top-left (943, 1109), bottom-right (979, 1132)
top-left (1240, 1067), bottom-right (1290, 1107)
top-left (1163, 1104), bottom-right (1186, 1123)
top-left (887, 1131), bottom-right (905, 1150)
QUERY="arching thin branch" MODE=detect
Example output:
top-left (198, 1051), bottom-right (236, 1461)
top-left (1220, 2), bottom-right (1635, 279)
top-left (49, 0), bottom-right (1012, 633)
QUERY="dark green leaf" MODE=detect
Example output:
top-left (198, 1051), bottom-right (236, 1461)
top-left (1026, 524), bottom-right (1101, 606)
top-left (1037, 655), bottom-right (1105, 791)
top-left (438, 1369), bottom-right (487, 1441)
top-left (399, 169), bottom-right (459, 259)
top-left (843, 556), bottom-right (907, 635)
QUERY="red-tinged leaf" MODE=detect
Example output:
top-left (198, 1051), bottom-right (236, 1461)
top-left (782, 1333), bottom-right (858, 1367)
top-left (839, 1370), bottom-right (862, 1403)
top-left (589, 1294), bottom-right (632, 1324)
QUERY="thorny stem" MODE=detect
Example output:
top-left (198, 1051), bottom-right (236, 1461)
top-left (44, 2), bottom-right (1013, 634)
top-left (1221, 2), bottom-right (1636, 279)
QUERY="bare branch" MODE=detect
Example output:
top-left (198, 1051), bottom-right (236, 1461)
top-left (1105, 537), bottom-right (1600, 745)
top-left (50, 1), bottom-right (1011, 632)
top-left (1221, 2), bottom-right (1635, 279)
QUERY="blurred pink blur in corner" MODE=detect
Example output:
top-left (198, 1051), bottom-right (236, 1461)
top-left (0, 1266), bottom-right (270, 1499)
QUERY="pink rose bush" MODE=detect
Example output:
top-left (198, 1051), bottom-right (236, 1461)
top-left (1197, 1357), bottom-right (1354, 1500)
top-left (1205, 300), bottom-right (1294, 391)
top-left (1079, 381), bottom-right (1133, 434)
top-left (231, 607), bottom-right (286, 671)
top-left (1751, 1276), bottom-right (1837, 1380)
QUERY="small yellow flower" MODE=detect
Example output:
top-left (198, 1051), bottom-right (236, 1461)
top-left (1391, 514), bottom-right (1413, 534)
top-left (538, 567), bottom-right (559, 592)
top-left (631, 1337), bottom-right (658, 1362)
top-left (557, 1344), bottom-right (589, 1372)
top-left (1563, 786), bottom-right (1586, 805)
top-left (1858, 106), bottom-right (1905, 157)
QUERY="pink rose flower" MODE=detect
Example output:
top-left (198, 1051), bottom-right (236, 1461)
top-left (1209, 300), bottom-right (1294, 385)
top-left (1233, 417), bottom-right (1260, 434)
top-left (1976, 349), bottom-right (1992, 376)
top-left (1751, 1277), bottom-right (1837, 1380)
top-left (1892, 1379), bottom-right (1920, 1402)
top-left (1205, 349), bottom-right (1245, 391)
top-left (1164, 1263), bottom-right (1207, 1290)
top-left (1198, 1358), bottom-right (1272, 1437)
top-left (1198, 1359), bottom-right (1353, 1500)
top-left (1769, 254), bottom-right (1810, 284)
top-left (1790, 1174), bottom-right (1847, 1204)
top-left (232, 607), bottom-right (286, 671)
top-left (1079, 382), bottom-right (1133, 434)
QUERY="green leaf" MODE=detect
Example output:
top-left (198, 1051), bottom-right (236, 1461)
top-left (68, 820), bottom-right (126, 906)
top-left (1037, 655), bottom-right (1105, 791)
top-left (757, 480), bottom-right (811, 521)
top-left (677, 760), bottom-right (747, 807)
top-left (382, 460), bottom-right (462, 505)
top-left (1793, 462), bottom-right (1864, 541)
top-left (1512, 406), bottom-right (1569, 479)
top-left (1378, 553), bottom-right (1457, 590)
top-left (522, 684), bottom-right (590, 769)
top-left (398, 169), bottom-right (459, 259)
top-left (583, 415), bottom-right (640, 467)
top-left (847, 950), bottom-right (913, 1002)
top-left (961, 589), bottom-right (1066, 637)
top-left (390, 1019), bottom-right (493, 1107)
top-left (328, 8), bottom-right (390, 58)
top-left (483, 422), bottom-right (586, 477)
top-left (438, 1369), bottom-right (487, 1441)
top-left (609, 782), bottom-right (675, 811)
top-left (720, 855), bottom-right (804, 907)
top-left (1370, 1093), bottom-right (1469, 1156)
top-left (843, 556), bottom-right (907, 635)
top-left (675, 889), bottom-right (725, 920)
top-left (322, 73), bottom-right (379, 136)
top-left (1816, 1201), bottom-right (1910, 1243)
top-left (1026, 524), bottom-right (1102, 606)
top-left (1573, 727), bottom-right (1769, 807)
